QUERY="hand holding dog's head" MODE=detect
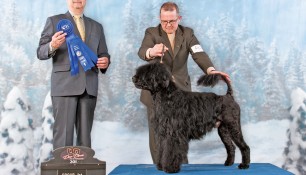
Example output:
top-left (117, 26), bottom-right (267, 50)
top-left (132, 62), bottom-right (172, 93)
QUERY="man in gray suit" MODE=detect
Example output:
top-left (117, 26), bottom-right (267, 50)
top-left (138, 2), bottom-right (230, 163)
top-left (37, 0), bottom-right (110, 149)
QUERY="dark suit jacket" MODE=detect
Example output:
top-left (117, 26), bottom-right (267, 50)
top-left (37, 12), bottom-right (110, 97)
top-left (138, 24), bottom-right (214, 107)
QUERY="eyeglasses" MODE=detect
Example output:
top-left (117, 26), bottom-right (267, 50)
top-left (160, 18), bottom-right (179, 25)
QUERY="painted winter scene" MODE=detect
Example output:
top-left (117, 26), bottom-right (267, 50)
top-left (0, 0), bottom-right (305, 175)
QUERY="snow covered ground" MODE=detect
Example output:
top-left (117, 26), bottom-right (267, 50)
top-left (91, 119), bottom-right (290, 174)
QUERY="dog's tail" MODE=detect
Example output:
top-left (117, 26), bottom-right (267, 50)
top-left (197, 74), bottom-right (233, 96)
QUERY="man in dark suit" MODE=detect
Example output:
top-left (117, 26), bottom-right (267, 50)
top-left (37, 0), bottom-right (110, 149)
top-left (138, 2), bottom-right (230, 163)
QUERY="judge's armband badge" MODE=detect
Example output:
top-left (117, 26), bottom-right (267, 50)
top-left (191, 44), bottom-right (204, 54)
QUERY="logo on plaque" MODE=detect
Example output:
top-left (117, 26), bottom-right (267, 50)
top-left (61, 147), bottom-right (87, 163)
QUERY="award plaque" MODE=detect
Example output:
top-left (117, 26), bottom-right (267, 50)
top-left (41, 146), bottom-right (106, 175)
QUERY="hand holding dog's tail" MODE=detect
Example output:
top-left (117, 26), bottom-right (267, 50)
top-left (197, 74), bottom-right (233, 96)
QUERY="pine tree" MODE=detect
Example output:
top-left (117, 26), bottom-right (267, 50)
top-left (95, 74), bottom-right (113, 121)
top-left (282, 87), bottom-right (306, 175)
top-left (262, 40), bottom-right (288, 120)
top-left (284, 42), bottom-right (301, 93)
top-left (0, 68), bottom-right (8, 114)
top-left (301, 52), bottom-right (306, 88)
top-left (0, 86), bottom-right (34, 175)
top-left (35, 91), bottom-right (54, 174)
top-left (235, 38), bottom-right (266, 122)
top-left (121, 0), bottom-right (148, 127)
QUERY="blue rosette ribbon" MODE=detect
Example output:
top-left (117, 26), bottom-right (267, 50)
top-left (57, 19), bottom-right (98, 76)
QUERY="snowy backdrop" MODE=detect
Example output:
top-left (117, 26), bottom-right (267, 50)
top-left (0, 0), bottom-right (305, 174)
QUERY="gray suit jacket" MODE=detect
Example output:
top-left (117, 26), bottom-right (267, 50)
top-left (37, 12), bottom-right (110, 97)
top-left (138, 25), bottom-right (214, 106)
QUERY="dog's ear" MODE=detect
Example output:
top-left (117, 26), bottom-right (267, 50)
top-left (152, 75), bottom-right (169, 90)
top-left (151, 74), bottom-right (160, 90)
top-left (162, 75), bottom-right (170, 88)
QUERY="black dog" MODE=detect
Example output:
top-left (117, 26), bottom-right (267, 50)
top-left (132, 62), bottom-right (250, 173)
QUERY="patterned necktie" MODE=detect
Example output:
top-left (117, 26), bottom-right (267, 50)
top-left (74, 15), bottom-right (85, 41)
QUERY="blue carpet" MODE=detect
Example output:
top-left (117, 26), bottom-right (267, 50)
top-left (109, 163), bottom-right (294, 175)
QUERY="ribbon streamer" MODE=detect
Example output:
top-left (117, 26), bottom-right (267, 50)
top-left (57, 19), bottom-right (98, 76)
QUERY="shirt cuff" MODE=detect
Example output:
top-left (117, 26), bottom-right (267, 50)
top-left (49, 42), bottom-right (56, 54)
top-left (207, 67), bottom-right (216, 74)
top-left (146, 48), bottom-right (154, 60)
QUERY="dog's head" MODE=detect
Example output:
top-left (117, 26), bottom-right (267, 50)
top-left (132, 62), bottom-right (172, 93)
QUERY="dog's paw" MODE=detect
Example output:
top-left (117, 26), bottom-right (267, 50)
top-left (238, 163), bottom-right (250, 169)
top-left (163, 168), bottom-right (180, 173)
top-left (163, 165), bottom-right (181, 173)
top-left (156, 164), bottom-right (163, 171)
top-left (224, 159), bottom-right (234, 166)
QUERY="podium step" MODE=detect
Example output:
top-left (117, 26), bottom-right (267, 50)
top-left (109, 163), bottom-right (293, 175)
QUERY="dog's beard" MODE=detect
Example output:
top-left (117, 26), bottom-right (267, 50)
top-left (133, 80), bottom-right (151, 91)
top-left (133, 75), bottom-right (153, 90)
top-left (134, 83), bottom-right (147, 90)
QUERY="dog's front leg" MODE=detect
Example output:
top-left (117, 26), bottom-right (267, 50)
top-left (161, 136), bottom-right (186, 173)
top-left (155, 135), bottom-right (164, 171)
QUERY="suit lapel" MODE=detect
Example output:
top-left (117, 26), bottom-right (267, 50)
top-left (173, 27), bottom-right (183, 59)
top-left (83, 16), bottom-right (91, 43)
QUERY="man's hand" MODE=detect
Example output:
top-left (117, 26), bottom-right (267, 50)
top-left (150, 43), bottom-right (169, 57)
top-left (210, 70), bottom-right (231, 83)
top-left (97, 57), bottom-right (109, 69)
top-left (50, 31), bottom-right (67, 49)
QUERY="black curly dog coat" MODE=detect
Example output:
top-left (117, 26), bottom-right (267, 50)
top-left (132, 62), bottom-right (250, 173)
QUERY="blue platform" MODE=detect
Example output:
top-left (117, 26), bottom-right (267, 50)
top-left (109, 163), bottom-right (294, 175)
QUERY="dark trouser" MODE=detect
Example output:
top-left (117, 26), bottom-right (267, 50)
top-left (51, 91), bottom-right (97, 149)
top-left (147, 106), bottom-right (158, 164)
